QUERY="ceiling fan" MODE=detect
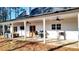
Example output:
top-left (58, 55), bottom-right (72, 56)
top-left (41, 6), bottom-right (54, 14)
top-left (56, 17), bottom-right (64, 21)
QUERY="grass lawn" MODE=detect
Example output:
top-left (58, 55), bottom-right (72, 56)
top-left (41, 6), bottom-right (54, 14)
top-left (0, 39), bottom-right (79, 51)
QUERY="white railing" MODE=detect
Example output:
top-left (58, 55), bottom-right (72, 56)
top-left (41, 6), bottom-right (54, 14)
top-left (15, 30), bottom-right (79, 41)
top-left (47, 31), bottom-right (78, 41)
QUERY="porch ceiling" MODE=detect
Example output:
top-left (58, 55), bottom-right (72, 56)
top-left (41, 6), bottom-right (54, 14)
top-left (45, 13), bottom-right (77, 21)
top-left (13, 22), bottom-right (24, 25)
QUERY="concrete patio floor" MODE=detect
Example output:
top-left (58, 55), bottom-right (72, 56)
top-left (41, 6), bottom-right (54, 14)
top-left (45, 39), bottom-right (78, 48)
top-left (6, 37), bottom-right (79, 48)
top-left (0, 37), bottom-right (79, 51)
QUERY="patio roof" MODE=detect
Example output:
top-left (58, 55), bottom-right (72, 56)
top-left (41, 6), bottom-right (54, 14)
top-left (0, 7), bottom-right (79, 24)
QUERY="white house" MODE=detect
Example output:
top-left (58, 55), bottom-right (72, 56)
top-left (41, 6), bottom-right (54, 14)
top-left (0, 7), bottom-right (79, 43)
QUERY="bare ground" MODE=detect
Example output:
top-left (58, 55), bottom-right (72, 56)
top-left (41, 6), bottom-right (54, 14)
top-left (0, 39), bottom-right (79, 51)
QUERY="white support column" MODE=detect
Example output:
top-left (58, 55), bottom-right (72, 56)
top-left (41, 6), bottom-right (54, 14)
top-left (43, 18), bottom-right (46, 43)
top-left (78, 13), bottom-right (79, 47)
top-left (2, 24), bottom-right (5, 37)
top-left (24, 21), bottom-right (26, 40)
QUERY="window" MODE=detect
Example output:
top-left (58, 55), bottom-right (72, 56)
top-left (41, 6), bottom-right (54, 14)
top-left (57, 24), bottom-right (61, 30)
top-left (20, 26), bottom-right (24, 30)
top-left (51, 24), bottom-right (61, 30)
top-left (52, 24), bottom-right (56, 30)
top-left (14, 27), bottom-right (17, 32)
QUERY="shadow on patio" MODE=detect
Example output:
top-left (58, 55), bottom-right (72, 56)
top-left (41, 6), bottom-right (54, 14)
top-left (48, 41), bottom-right (78, 51)
top-left (7, 42), bottom-right (39, 51)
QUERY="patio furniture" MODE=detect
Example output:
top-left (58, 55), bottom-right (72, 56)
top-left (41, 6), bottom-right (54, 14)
top-left (5, 33), bottom-right (12, 38)
top-left (35, 31), bottom-right (38, 35)
top-left (57, 31), bottom-right (66, 40)
top-left (39, 30), bottom-right (48, 38)
top-left (29, 32), bottom-right (36, 38)
top-left (13, 33), bottom-right (19, 38)
top-left (39, 30), bottom-right (43, 38)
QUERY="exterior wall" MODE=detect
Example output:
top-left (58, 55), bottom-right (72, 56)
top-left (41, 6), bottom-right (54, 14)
top-left (45, 17), bottom-right (78, 40)
top-left (45, 17), bottom-right (77, 31)
top-left (12, 17), bottom-right (78, 40)
top-left (13, 21), bottom-right (43, 37)
top-left (13, 22), bottom-right (24, 36)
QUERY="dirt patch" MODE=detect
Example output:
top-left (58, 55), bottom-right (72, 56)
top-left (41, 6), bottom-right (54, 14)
top-left (0, 39), bottom-right (79, 51)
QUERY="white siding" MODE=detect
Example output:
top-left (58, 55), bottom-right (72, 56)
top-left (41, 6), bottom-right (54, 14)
top-left (45, 17), bottom-right (77, 31)
top-left (12, 17), bottom-right (78, 40)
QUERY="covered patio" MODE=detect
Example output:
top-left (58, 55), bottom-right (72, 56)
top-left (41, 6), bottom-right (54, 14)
top-left (0, 10), bottom-right (79, 45)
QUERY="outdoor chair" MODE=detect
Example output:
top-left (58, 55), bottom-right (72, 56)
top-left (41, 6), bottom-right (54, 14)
top-left (57, 31), bottom-right (66, 40)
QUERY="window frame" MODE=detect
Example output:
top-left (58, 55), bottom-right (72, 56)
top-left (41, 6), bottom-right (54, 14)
top-left (20, 26), bottom-right (24, 30)
top-left (14, 27), bottom-right (17, 32)
top-left (57, 24), bottom-right (61, 30)
top-left (51, 24), bottom-right (56, 30)
top-left (51, 24), bottom-right (61, 30)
